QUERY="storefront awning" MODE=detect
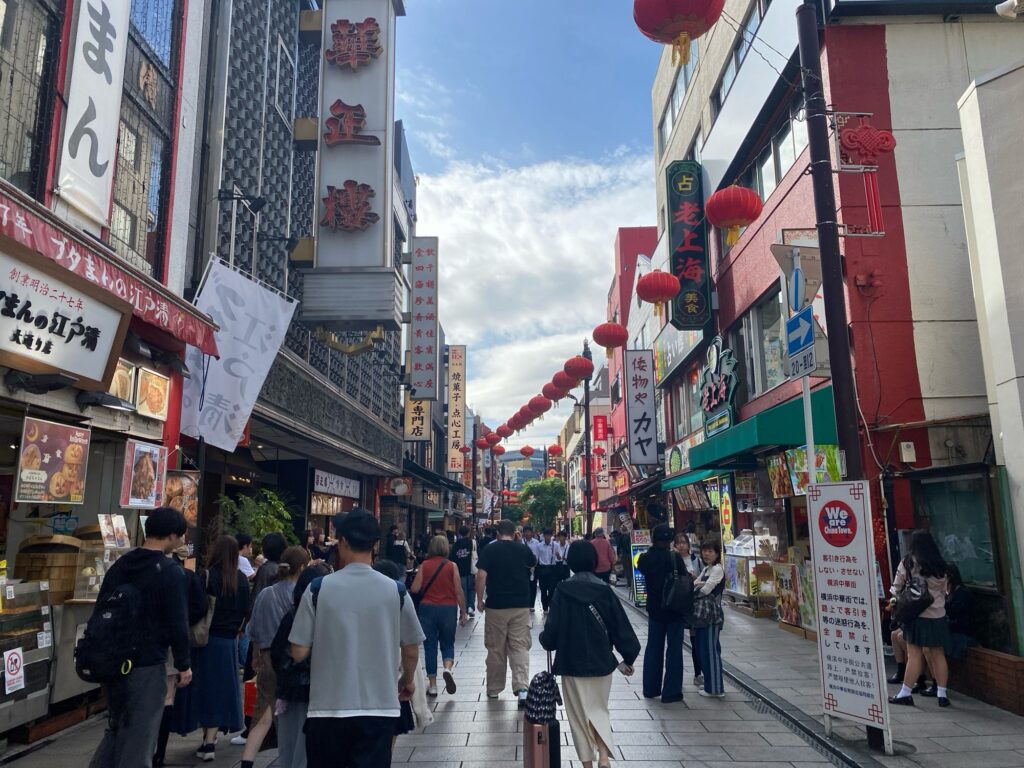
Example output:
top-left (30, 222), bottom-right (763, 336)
top-left (689, 385), bottom-right (838, 470)
top-left (661, 468), bottom-right (725, 492)
top-left (403, 458), bottom-right (474, 498)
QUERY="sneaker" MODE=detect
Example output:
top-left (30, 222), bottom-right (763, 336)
top-left (443, 669), bottom-right (457, 695)
top-left (467, 609), bottom-right (475, 618)
top-left (426, 684), bottom-right (438, 696)
top-left (692, 675), bottom-right (704, 687)
top-left (517, 689), bottom-right (529, 709)
top-left (230, 735), bottom-right (247, 746)
top-left (698, 690), bottom-right (726, 699)
top-left (487, 692), bottom-right (499, 699)
top-left (195, 744), bottom-right (216, 762)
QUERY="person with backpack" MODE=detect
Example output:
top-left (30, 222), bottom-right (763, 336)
top-left (410, 535), bottom-right (467, 696)
top-left (173, 535), bottom-right (251, 761)
top-left (84, 507), bottom-right (191, 768)
top-left (692, 540), bottom-right (727, 698)
top-left (636, 524), bottom-right (691, 703)
top-left (888, 530), bottom-right (951, 708)
top-left (450, 526), bottom-right (477, 619)
top-left (539, 541), bottom-right (640, 768)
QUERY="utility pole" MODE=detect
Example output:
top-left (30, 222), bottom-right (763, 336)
top-left (582, 341), bottom-right (595, 533)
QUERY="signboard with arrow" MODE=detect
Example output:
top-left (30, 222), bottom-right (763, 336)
top-left (787, 305), bottom-right (817, 379)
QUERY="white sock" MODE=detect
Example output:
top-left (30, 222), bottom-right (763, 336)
top-left (937, 686), bottom-right (947, 697)
top-left (898, 684), bottom-right (913, 698)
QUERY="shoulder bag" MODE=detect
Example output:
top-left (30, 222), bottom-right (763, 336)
top-left (412, 560), bottom-right (448, 608)
top-left (662, 553), bottom-right (695, 616)
top-left (189, 571), bottom-right (216, 648)
top-left (893, 558), bottom-right (934, 624)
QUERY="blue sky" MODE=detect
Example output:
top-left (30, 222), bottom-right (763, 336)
top-left (396, 1), bottom-right (663, 445)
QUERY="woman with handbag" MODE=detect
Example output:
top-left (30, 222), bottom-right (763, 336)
top-left (889, 530), bottom-right (951, 708)
top-left (409, 535), bottom-right (467, 696)
top-left (692, 540), bottom-right (727, 698)
top-left (539, 541), bottom-right (640, 768)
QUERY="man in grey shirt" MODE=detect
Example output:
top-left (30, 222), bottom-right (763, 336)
top-left (291, 510), bottom-right (423, 767)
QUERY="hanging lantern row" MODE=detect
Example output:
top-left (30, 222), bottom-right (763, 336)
top-left (491, 444), bottom-right (506, 456)
top-left (474, 437), bottom-right (489, 450)
top-left (542, 382), bottom-right (567, 402)
top-left (552, 371), bottom-right (576, 392)
top-left (564, 355), bottom-right (595, 384)
top-left (705, 185), bottom-right (763, 246)
top-left (486, 432), bottom-right (502, 447)
top-left (592, 322), bottom-right (629, 358)
top-left (520, 445), bottom-right (535, 458)
top-left (633, 0), bottom-right (725, 65)
top-left (459, 445), bottom-right (472, 455)
top-left (637, 269), bottom-right (681, 316)
top-left (548, 444), bottom-right (563, 458)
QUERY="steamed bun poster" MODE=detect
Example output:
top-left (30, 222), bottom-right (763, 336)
top-left (16, 416), bottom-right (91, 504)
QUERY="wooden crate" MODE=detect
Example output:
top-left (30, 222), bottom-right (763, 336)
top-left (14, 535), bottom-right (84, 605)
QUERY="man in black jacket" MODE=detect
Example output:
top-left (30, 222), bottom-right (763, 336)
top-left (89, 507), bottom-right (191, 768)
top-left (637, 524), bottom-right (687, 703)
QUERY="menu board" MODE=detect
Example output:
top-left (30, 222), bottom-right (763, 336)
top-left (766, 453), bottom-right (795, 498)
top-left (120, 440), bottom-right (168, 509)
top-left (775, 563), bottom-right (801, 626)
top-left (15, 417), bottom-right (91, 504)
top-left (630, 529), bottom-right (651, 608)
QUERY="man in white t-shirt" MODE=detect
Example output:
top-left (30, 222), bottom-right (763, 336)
top-left (236, 533), bottom-right (256, 579)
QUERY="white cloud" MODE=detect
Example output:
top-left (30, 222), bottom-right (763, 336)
top-left (415, 153), bottom-right (656, 446)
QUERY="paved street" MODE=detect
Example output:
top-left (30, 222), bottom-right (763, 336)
top-left (8, 590), bottom-right (1024, 768)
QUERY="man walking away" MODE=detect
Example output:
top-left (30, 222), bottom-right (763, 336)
top-left (451, 526), bottom-right (477, 618)
top-left (592, 528), bottom-right (617, 583)
top-left (88, 507), bottom-right (192, 768)
top-left (476, 519), bottom-right (536, 707)
top-left (637, 524), bottom-right (687, 703)
top-left (290, 511), bottom-right (424, 768)
top-left (535, 529), bottom-right (560, 613)
top-left (522, 525), bottom-right (543, 612)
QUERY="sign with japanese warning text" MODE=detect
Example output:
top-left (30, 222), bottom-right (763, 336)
top-left (403, 393), bottom-right (430, 442)
top-left (665, 161), bottom-right (711, 330)
top-left (807, 481), bottom-right (891, 737)
top-left (446, 345), bottom-right (466, 473)
top-left (409, 237), bottom-right (439, 400)
top-left (58, 0), bottom-right (132, 224)
top-left (625, 350), bottom-right (658, 465)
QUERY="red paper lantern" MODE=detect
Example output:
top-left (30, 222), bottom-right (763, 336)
top-left (564, 356), bottom-right (595, 383)
top-left (520, 445), bottom-right (535, 458)
top-left (552, 371), bottom-right (577, 392)
top-left (474, 438), bottom-right (489, 450)
top-left (528, 395), bottom-right (553, 416)
top-left (706, 185), bottom-right (763, 246)
top-left (548, 444), bottom-right (564, 458)
top-left (636, 269), bottom-right (681, 314)
top-left (502, 489), bottom-right (511, 498)
top-left (633, 0), bottom-right (725, 65)
top-left (496, 424), bottom-right (513, 439)
top-left (542, 382), bottom-right (567, 402)
top-left (486, 433), bottom-right (502, 447)
top-left (592, 322), bottom-right (629, 358)
top-left (491, 444), bottom-right (506, 456)
top-left (547, 468), bottom-right (558, 478)
top-left (459, 445), bottom-right (472, 455)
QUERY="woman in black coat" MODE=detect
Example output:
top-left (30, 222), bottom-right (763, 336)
top-left (540, 541), bottom-right (640, 768)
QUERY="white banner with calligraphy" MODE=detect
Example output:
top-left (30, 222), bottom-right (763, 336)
top-left (807, 481), bottom-right (891, 738)
top-left (314, 469), bottom-right (360, 499)
top-left (446, 345), bottom-right (466, 473)
top-left (58, 0), bottom-right (132, 224)
top-left (409, 237), bottom-right (439, 400)
top-left (625, 350), bottom-right (658, 465)
top-left (181, 261), bottom-right (297, 452)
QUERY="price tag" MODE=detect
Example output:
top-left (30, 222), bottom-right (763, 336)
top-left (40, 606), bottom-right (49, 616)
top-left (43, 621), bottom-right (51, 632)
top-left (36, 631), bottom-right (52, 649)
top-left (88, 576), bottom-right (97, 586)
top-left (39, 581), bottom-right (49, 592)
top-left (5, 586), bottom-right (14, 601)
top-left (103, 550), bottom-right (113, 563)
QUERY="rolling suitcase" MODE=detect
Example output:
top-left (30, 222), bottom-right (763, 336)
top-left (523, 652), bottom-right (561, 768)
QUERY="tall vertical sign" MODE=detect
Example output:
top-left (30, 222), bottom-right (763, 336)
top-left (58, 0), bottom-right (132, 224)
top-left (625, 350), bottom-right (658, 465)
top-left (446, 345), bottom-right (466, 474)
top-left (409, 237), bottom-right (439, 400)
top-left (665, 161), bottom-right (711, 330)
top-left (403, 393), bottom-right (429, 442)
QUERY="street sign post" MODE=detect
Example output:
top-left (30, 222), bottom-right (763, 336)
top-left (787, 305), bottom-right (816, 379)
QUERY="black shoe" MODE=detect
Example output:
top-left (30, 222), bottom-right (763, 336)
top-left (660, 694), bottom-right (684, 704)
top-left (888, 695), bottom-right (914, 706)
top-left (911, 680), bottom-right (930, 694)
top-left (643, 691), bottom-right (661, 699)
top-left (886, 663), bottom-right (906, 685)
top-left (938, 696), bottom-right (951, 708)
top-left (920, 685), bottom-right (938, 697)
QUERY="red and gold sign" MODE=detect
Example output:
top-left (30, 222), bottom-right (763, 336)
top-left (323, 100), bottom-right (381, 147)
top-left (321, 181), bottom-right (380, 232)
top-left (326, 18), bottom-right (383, 71)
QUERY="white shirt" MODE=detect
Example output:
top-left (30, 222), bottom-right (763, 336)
top-left (238, 556), bottom-right (255, 578)
top-left (534, 539), bottom-right (559, 566)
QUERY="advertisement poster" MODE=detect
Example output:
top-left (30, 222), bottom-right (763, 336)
top-left (766, 453), bottom-right (795, 498)
top-left (807, 481), bottom-right (890, 733)
top-left (164, 470), bottom-right (200, 530)
top-left (108, 359), bottom-right (136, 402)
top-left (630, 529), bottom-right (651, 608)
top-left (120, 440), bottom-right (169, 509)
top-left (136, 368), bottom-right (170, 421)
top-left (16, 417), bottom-right (91, 504)
top-left (98, 514), bottom-right (129, 549)
top-left (775, 563), bottom-right (801, 626)
top-left (785, 445), bottom-right (842, 495)
top-left (720, 478), bottom-right (734, 544)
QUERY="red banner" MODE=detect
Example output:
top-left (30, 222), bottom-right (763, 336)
top-left (0, 186), bottom-right (219, 356)
top-left (593, 415), bottom-right (608, 442)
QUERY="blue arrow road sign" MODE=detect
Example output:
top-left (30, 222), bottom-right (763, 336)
top-left (786, 305), bottom-right (815, 358)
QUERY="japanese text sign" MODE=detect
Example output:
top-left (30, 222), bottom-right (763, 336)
top-left (314, 469), bottom-right (360, 498)
top-left (16, 417), bottom-right (92, 505)
top-left (181, 260), bottom-right (296, 452)
top-left (625, 350), bottom-right (658, 465)
top-left (0, 248), bottom-right (129, 388)
top-left (58, 0), bottom-right (131, 224)
top-left (403, 393), bottom-right (429, 442)
top-left (665, 161), bottom-right (711, 330)
top-left (409, 237), bottom-right (439, 400)
top-left (119, 439), bottom-right (168, 509)
top-left (700, 336), bottom-right (739, 438)
top-left (592, 415), bottom-right (608, 442)
top-left (807, 481), bottom-right (891, 734)
top-left (447, 345), bottom-right (466, 474)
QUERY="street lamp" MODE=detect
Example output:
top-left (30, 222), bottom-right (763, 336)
top-left (563, 341), bottom-right (595, 533)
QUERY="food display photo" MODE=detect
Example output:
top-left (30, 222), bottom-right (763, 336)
top-left (15, 417), bottom-right (92, 505)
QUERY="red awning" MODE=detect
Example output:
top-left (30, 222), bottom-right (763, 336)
top-left (0, 184), bottom-right (219, 357)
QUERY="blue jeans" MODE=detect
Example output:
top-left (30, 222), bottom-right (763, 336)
top-left (462, 574), bottom-right (475, 612)
top-left (694, 622), bottom-right (724, 695)
top-left (418, 603), bottom-right (457, 677)
top-left (643, 616), bottom-right (685, 700)
top-left (238, 635), bottom-right (251, 669)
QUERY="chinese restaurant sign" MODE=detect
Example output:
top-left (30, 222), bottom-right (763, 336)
top-left (700, 336), bottom-right (739, 438)
top-left (446, 345), bottom-right (466, 474)
top-left (314, 469), bottom-right (360, 499)
top-left (807, 481), bottom-right (891, 736)
top-left (58, 0), bottom-right (131, 224)
top-left (119, 439), bottom-right (168, 509)
top-left (409, 237), bottom-right (439, 400)
top-left (664, 161), bottom-right (711, 330)
top-left (0, 249), bottom-right (130, 389)
top-left (16, 417), bottom-right (91, 505)
top-left (403, 393), bottom-right (429, 442)
top-left (625, 350), bottom-right (658, 466)
top-left (593, 415), bottom-right (608, 442)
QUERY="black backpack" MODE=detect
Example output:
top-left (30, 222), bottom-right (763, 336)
top-left (75, 562), bottom-right (162, 683)
top-left (662, 553), bottom-right (695, 616)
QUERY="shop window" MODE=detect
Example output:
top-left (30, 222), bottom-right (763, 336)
top-left (131, 0), bottom-right (177, 67)
top-left (914, 473), bottom-right (997, 588)
top-left (756, 290), bottom-right (786, 391)
top-left (671, 379), bottom-right (687, 442)
top-left (687, 366), bottom-right (702, 434)
top-left (0, 0), bottom-right (58, 199)
top-left (757, 145), bottom-right (777, 200)
top-left (610, 373), bottom-right (621, 407)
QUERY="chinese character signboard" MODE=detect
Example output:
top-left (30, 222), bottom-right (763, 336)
top-left (0, 249), bottom-right (131, 390)
top-left (409, 237), bottom-right (439, 400)
top-left (119, 439), bottom-right (168, 509)
top-left (592, 415), bottom-right (608, 442)
top-left (314, 469), bottom-right (360, 499)
top-left (665, 161), bottom-right (711, 330)
top-left (447, 345), bottom-right (466, 474)
top-left (699, 336), bottom-right (739, 438)
top-left (625, 350), bottom-right (658, 465)
top-left (403, 393), bottom-right (429, 442)
top-left (807, 481), bottom-right (891, 738)
top-left (181, 260), bottom-right (297, 452)
top-left (16, 417), bottom-right (91, 505)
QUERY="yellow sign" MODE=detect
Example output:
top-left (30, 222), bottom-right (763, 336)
top-left (403, 394), bottom-right (429, 442)
top-left (721, 487), bottom-right (734, 544)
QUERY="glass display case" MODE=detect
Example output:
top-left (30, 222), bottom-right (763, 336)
top-left (74, 546), bottom-right (129, 601)
top-left (0, 580), bottom-right (53, 731)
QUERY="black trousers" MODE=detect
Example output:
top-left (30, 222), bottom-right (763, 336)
top-left (537, 565), bottom-right (560, 612)
top-left (306, 715), bottom-right (396, 768)
top-left (529, 572), bottom-right (538, 608)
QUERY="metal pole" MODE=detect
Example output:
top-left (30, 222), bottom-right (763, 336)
top-left (582, 342), bottom-right (594, 534)
top-left (194, 436), bottom-right (207, 562)
top-left (471, 419), bottom-right (478, 522)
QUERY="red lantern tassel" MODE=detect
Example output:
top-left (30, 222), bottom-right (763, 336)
top-left (672, 32), bottom-right (692, 66)
top-left (726, 225), bottom-right (741, 246)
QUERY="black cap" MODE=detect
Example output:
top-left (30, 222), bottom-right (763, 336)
top-left (652, 524), bottom-right (675, 543)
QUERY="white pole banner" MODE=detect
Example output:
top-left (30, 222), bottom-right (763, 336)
top-left (181, 261), bottom-right (297, 452)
